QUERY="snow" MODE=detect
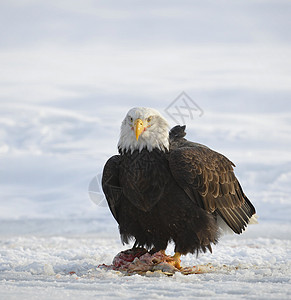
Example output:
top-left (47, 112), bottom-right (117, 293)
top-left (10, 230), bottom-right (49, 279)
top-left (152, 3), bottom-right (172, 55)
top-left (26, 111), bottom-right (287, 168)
top-left (1, 0), bottom-right (291, 299)
top-left (0, 234), bottom-right (290, 299)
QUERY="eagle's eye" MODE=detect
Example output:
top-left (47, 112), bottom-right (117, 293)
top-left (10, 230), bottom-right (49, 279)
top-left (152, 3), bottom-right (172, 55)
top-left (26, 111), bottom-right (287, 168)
top-left (147, 116), bottom-right (152, 123)
top-left (128, 116), bottom-right (133, 123)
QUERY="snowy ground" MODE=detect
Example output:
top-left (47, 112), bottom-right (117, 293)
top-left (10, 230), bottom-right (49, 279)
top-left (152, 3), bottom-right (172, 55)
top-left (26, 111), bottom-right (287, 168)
top-left (1, 0), bottom-right (291, 299)
top-left (0, 233), bottom-right (290, 300)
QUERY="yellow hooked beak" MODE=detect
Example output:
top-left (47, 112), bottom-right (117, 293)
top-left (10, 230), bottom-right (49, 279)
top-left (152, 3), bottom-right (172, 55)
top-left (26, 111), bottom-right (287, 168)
top-left (134, 118), bottom-right (144, 141)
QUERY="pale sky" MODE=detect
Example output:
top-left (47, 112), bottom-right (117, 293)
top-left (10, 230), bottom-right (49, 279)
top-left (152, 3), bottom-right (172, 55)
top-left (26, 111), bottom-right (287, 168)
top-left (0, 0), bottom-right (291, 114)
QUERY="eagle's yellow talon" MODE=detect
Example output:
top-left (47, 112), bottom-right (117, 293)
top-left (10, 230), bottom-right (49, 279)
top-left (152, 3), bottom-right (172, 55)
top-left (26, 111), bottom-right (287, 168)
top-left (171, 252), bottom-right (182, 269)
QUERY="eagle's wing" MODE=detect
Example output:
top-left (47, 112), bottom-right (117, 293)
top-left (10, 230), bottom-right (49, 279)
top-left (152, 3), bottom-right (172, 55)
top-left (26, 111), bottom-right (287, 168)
top-left (169, 145), bottom-right (256, 234)
top-left (102, 155), bottom-right (123, 222)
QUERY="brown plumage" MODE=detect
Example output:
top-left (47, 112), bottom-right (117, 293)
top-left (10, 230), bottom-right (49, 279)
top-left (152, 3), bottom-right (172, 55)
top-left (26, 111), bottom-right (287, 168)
top-left (169, 125), bottom-right (255, 235)
top-left (102, 110), bottom-right (256, 257)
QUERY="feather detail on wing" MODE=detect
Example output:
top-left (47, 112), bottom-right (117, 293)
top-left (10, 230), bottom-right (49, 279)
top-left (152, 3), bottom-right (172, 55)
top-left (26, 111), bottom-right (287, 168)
top-left (169, 146), bottom-right (256, 234)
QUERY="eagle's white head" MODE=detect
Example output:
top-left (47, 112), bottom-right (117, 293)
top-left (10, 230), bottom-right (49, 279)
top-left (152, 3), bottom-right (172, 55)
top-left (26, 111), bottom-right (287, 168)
top-left (118, 107), bottom-right (170, 153)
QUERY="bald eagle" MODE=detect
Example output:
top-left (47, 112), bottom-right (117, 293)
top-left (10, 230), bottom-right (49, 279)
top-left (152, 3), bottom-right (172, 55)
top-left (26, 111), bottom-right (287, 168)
top-left (102, 107), bottom-right (256, 268)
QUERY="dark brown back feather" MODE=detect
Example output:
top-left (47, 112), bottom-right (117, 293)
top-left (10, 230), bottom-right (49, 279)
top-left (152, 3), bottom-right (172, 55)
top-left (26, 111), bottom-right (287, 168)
top-left (169, 126), bottom-right (256, 234)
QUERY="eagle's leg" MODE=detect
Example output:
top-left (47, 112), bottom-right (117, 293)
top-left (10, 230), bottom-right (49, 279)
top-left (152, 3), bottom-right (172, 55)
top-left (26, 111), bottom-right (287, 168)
top-left (171, 252), bottom-right (182, 269)
top-left (132, 241), bottom-right (139, 248)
